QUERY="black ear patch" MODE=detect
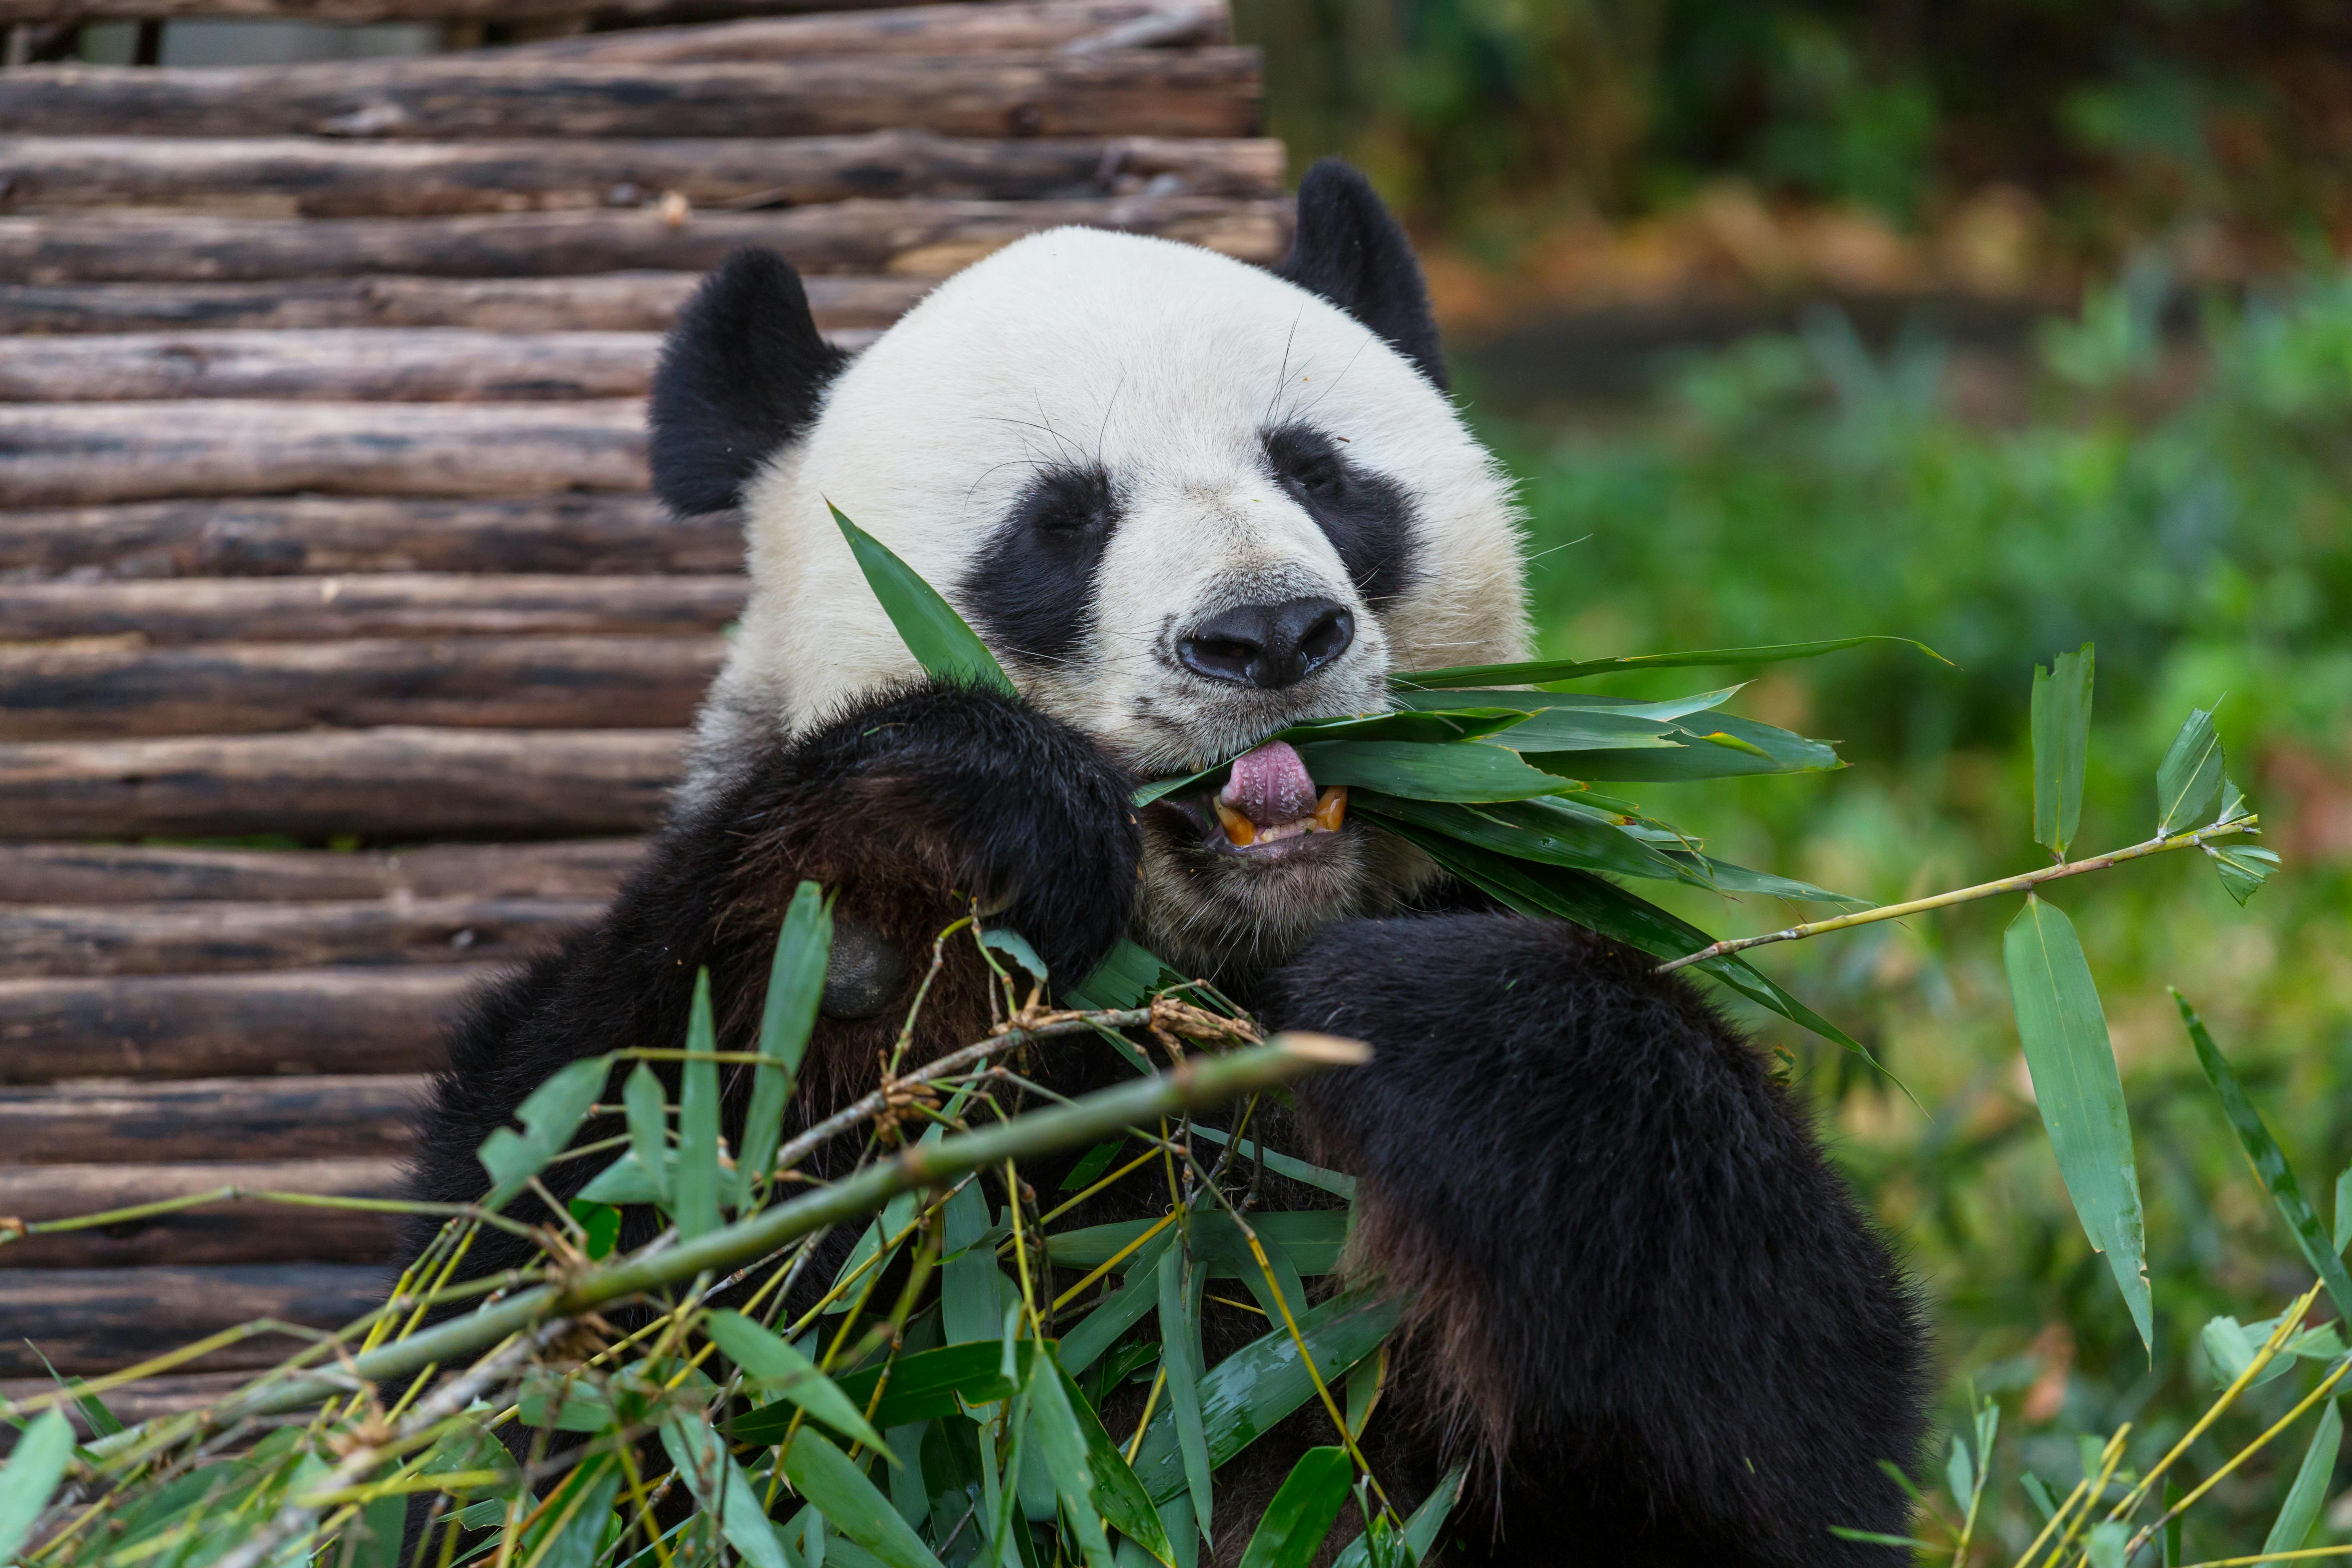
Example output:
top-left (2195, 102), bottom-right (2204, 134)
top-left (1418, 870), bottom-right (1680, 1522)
top-left (648, 248), bottom-right (851, 516)
top-left (1272, 159), bottom-right (1447, 391)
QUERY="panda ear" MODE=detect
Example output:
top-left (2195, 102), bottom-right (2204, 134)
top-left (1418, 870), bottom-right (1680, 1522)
top-left (1272, 159), bottom-right (1446, 391)
top-left (649, 248), bottom-right (851, 516)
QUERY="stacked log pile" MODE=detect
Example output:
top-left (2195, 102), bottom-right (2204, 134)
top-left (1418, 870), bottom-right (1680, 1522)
top-left (0, 0), bottom-right (1282, 1414)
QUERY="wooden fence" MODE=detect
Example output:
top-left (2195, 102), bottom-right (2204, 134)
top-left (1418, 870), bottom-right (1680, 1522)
top-left (0, 0), bottom-right (1283, 1420)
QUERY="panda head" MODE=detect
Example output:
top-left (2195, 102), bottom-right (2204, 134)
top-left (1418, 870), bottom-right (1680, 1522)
top-left (653, 161), bottom-right (1528, 978)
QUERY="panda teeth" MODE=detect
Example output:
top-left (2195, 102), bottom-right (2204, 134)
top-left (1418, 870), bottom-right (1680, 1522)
top-left (1212, 786), bottom-right (1349, 849)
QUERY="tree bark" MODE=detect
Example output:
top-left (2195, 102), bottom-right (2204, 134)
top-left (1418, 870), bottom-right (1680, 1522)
top-left (0, 399), bottom-right (648, 506)
top-left (0, 49), bottom-right (1262, 140)
top-left (0, 838), bottom-right (639, 902)
top-left (0, 272), bottom-right (921, 334)
top-left (0, 131), bottom-right (1280, 217)
top-left (0, 195), bottom-right (1286, 284)
top-left (0, 495), bottom-right (741, 579)
top-left (0, 1159), bottom-right (402, 1269)
top-left (0, 328), bottom-right (663, 401)
top-left (0, 967), bottom-right (481, 1081)
top-left (0, 574), bottom-right (745, 642)
top-left (0, 1264), bottom-right (396, 1375)
top-left (0, 727), bottom-right (684, 839)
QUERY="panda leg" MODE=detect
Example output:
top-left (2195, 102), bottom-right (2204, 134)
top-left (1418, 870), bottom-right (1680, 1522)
top-left (1261, 912), bottom-right (1927, 1568)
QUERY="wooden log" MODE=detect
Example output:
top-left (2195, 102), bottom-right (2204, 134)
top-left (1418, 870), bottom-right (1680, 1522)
top-left (0, 495), bottom-right (740, 579)
top-left (0, 399), bottom-right (647, 506)
top-left (0, 0), bottom-right (945, 29)
top-left (505, 0), bottom-right (1226, 63)
top-left (0, 967), bottom-right (483, 1081)
top-left (0, 1075), bottom-right (423, 1165)
top-left (0, 897), bottom-right (606, 977)
top-left (0, 575), bottom-right (746, 643)
top-left (0, 839), bottom-right (639, 903)
top-left (0, 635), bottom-right (722, 739)
top-left (0, 272), bottom-right (922, 335)
top-left (0, 196), bottom-right (1287, 285)
top-left (0, 132), bottom-right (1281, 218)
top-left (0, 1158), bottom-right (402, 1268)
top-left (0, 49), bottom-right (1262, 141)
top-left (0, 1370), bottom-right (253, 1434)
top-left (0, 1265), bottom-right (393, 1376)
top-left (0, 727), bottom-right (684, 839)
top-left (0, 328), bottom-right (663, 401)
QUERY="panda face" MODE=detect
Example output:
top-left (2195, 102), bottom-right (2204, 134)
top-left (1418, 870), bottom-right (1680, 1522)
top-left (657, 174), bottom-right (1528, 977)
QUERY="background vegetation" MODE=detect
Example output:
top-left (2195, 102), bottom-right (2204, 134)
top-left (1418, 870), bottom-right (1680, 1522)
top-left (1235, 2), bottom-right (2352, 1555)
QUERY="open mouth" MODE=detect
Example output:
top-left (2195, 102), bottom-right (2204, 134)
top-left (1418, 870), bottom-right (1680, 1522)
top-left (1165, 739), bottom-right (1347, 856)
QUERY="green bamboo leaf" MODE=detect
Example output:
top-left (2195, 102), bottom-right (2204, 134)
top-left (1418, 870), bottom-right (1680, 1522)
top-left (1292, 740), bottom-right (1575, 803)
top-left (1392, 685), bottom-right (1746, 724)
top-left (1522, 715), bottom-right (1840, 783)
top-left (2031, 643), bottom-right (2094, 859)
top-left (1047, 1351), bottom-right (1174, 1566)
top-left (1182, 1127), bottom-right (1355, 1198)
top-left (675, 968), bottom-right (724, 1239)
top-left (624, 1061), bottom-right (672, 1204)
top-left (567, 1199), bottom-right (622, 1260)
top-left (1065, 939), bottom-right (1176, 1010)
top-left (2085, 1521), bottom-right (2128, 1568)
top-left (1456, 706), bottom-right (1679, 751)
top-left (1390, 636), bottom-right (1945, 690)
top-left (1235, 1448), bottom-right (1352, 1568)
top-left (1326, 1466), bottom-right (1465, 1568)
top-left (478, 1054), bottom-right (609, 1209)
top-left (784, 1431), bottom-right (947, 1568)
top-left (2207, 844), bottom-right (2282, 906)
top-left (576, 1151), bottom-right (662, 1207)
top-left (831, 502), bottom-right (1013, 697)
top-left (2263, 1399), bottom-right (2342, 1554)
top-left (352, 1493), bottom-right (407, 1568)
top-left (1058, 1272), bottom-right (1163, 1378)
top-left (1060, 1140), bottom-right (1126, 1192)
top-left (706, 1310), bottom-right (888, 1451)
top-left (1157, 1241), bottom-right (1215, 1543)
top-left (661, 1413), bottom-right (803, 1568)
top-left (737, 1343), bottom-right (1047, 1441)
top-left (942, 1180), bottom-right (1009, 1350)
top-left (1133, 1289), bottom-right (1402, 1502)
top-left (1669, 853), bottom-right (1872, 909)
top-left (2335, 1165), bottom-right (2352, 1255)
top-left (517, 1377), bottom-right (615, 1432)
top-left (2004, 898), bottom-right (2150, 1348)
top-left (1047, 1212), bottom-right (1345, 1278)
top-left (741, 882), bottom-right (833, 1199)
top-left (2156, 706), bottom-right (2225, 835)
top-left (980, 928), bottom-right (1051, 985)
top-left (1352, 793), bottom-right (1685, 884)
top-left (1024, 1351), bottom-right (1118, 1568)
top-left (520, 1455), bottom-right (621, 1568)
top-left (1274, 709), bottom-right (1535, 746)
top-left (2177, 991), bottom-right (2352, 1321)
top-left (0, 1409), bottom-right (74, 1564)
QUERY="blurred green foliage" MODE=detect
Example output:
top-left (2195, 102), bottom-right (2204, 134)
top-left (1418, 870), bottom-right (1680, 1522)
top-left (1477, 270), bottom-right (2352, 1553)
top-left (1236, 0), bottom-right (2352, 254)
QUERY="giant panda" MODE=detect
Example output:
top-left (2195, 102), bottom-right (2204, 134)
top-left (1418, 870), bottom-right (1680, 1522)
top-left (401, 160), bottom-right (1927, 1566)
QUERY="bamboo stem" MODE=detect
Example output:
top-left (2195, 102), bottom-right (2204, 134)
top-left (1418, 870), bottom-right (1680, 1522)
top-left (1655, 817), bottom-right (2258, 975)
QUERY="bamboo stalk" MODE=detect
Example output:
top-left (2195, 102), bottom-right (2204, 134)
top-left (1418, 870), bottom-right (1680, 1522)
top-left (1654, 816), bottom-right (2260, 974)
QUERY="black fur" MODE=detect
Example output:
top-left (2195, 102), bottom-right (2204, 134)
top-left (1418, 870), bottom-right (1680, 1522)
top-left (961, 462), bottom-right (1122, 668)
top-left (1260, 915), bottom-right (1927, 1567)
top-left (1261, 422), bottom-right (1419, 606)
top-left (1272, 159), bottom-right (1448, 390)
top-left (648, 248), bottom-right (850, 516)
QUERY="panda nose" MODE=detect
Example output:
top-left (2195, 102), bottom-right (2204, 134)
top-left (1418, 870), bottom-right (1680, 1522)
top-left (1176, 597), bottom-right (1355, 690)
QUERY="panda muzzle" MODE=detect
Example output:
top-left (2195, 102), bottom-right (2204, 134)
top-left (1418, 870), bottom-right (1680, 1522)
top-left (1212, 740), bottom-right (1347, 849)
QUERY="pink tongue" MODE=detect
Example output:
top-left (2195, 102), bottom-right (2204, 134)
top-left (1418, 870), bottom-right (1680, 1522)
top-left (1221, 741), bottom-right (1318, 826)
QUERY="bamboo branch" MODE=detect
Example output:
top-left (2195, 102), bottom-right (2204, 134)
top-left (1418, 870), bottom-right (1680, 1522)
top-left (1654, 816), bottom-right (2259, 975)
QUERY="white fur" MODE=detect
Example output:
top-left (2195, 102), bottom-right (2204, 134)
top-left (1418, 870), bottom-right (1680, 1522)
top-left (692, 226), bottom-right (1531, 968)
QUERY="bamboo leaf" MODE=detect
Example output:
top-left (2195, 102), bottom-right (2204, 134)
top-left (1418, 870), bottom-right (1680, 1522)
top-left (577, 1151), bottom-right (663, 1207)
top-left (782, 1431), bottom-right (946, 1568)
top-left (2263, 1399), bottom-right (2342, 1553)
top-left (660, 1413), bottom-right (803, 1568)
top-left (1024, 1352), bottom-right (1117, 1568)
top-left (1291, 740), bottom-right (1575, 803)
top-left (1235, 1448), bottom-right (1352, 1568)
top-left (675, 969), bottom-right (724, 1240)
top-left (1328, 1464), bottom-right (1463, 1568)
top-left (2336, 1165), bottom-right (2352, 1256)
top-left (742, 882), bottom-right (833, 1198)
top-left (2156, 706), bottom-right (2225, 835)
top-left (624, 1061), bottom-right (672, 1205)
top-left (1392, 686), bottom-right (1746, 723)
top-left (981, 928), bottom-right (1051, 985)
top-left (943, 1180), bottom-right (1009, 1351)
top-left (1390, 636), bottom-right (1945, 690)
top-left (353, 1494), bottom-right (408, 1568)
top-left (1522, 715), bottom-right (1841, 783)
top-left (1049, 1351), bottom-right (1174, 1566)
top-left (1133, 1289), bottom-right (1402, 1502)
top-left (1352, 792), bottom-right (1684, 884)
top-left (2208, 844), bottom-right (2282, 906)
top-left (1157, 1241), bottom-right (1215, 1542)
top-left (1065, 940), bottom-right (1175, 1011)
top-left (1273, 709), bottom-right (1536, 746)
top-left (2176, 991), bottom-right (2352, 1321)
top-left (735, 1342), bottom-right (1047, 1442)
top-left (520, 1455), bottom-right (621, 1568)
top-left (478, 1054), bottom-right (609, 1209)
top-left (567, 1199), bottom-right (621, 1260)
top-left (706, 1310), bottom-right (887, 1451)
top-left (2031, 643), bottom-right (2094, 858)
top-left (1182, 1127), bottom-right (1355, 1198)
top-left (0, 1409), bottom-right (74, 1564)
top-left (2085, 1521), bottom-right (2128, 1568)
top-left (2004, 898), bottom-right (2151, 1348)
top-left (831, 502), bottom-right (1013, 696)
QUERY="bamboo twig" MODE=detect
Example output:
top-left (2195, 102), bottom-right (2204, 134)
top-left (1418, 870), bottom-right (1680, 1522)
top-left (1655, 817), bottom-right (2258, 974)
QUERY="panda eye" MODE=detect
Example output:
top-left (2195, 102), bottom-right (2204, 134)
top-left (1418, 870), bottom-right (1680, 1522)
top-left (1018, 466), bottom-right (1115, 536)
top-left (1264, 426), bottom-right (1350, 502)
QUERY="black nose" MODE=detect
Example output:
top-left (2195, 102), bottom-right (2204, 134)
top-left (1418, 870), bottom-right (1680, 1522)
top-left (1176, 597), bottom-right (1355, 690)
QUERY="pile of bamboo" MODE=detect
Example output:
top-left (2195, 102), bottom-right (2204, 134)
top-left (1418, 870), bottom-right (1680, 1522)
top-left (0, 0), bottom-right (1282, 1414)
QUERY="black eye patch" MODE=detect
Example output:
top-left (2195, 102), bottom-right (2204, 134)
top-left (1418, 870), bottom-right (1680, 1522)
top-left (1261, 423), bottom-right (1418, 606)
top-left (960, 463), bottom-right (1120, 668)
